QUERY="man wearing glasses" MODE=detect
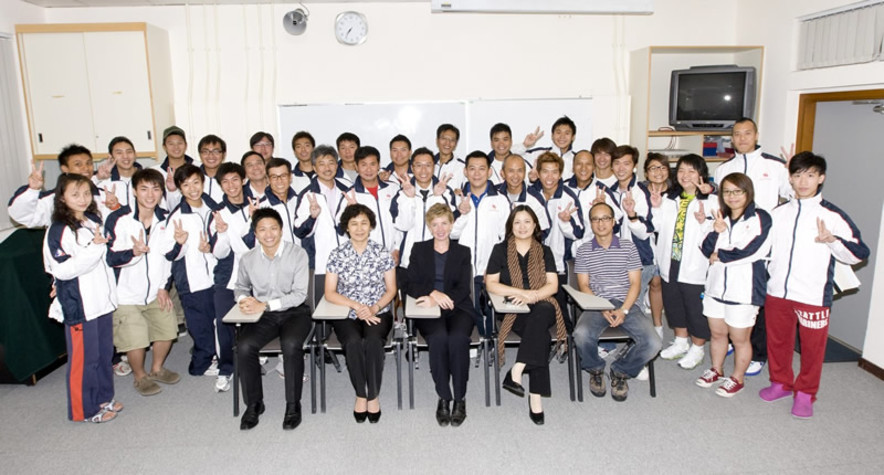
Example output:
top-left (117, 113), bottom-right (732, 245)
top-left (571, 202), bottom-right (662, 402)
top-left (197, 135), bottom-right (227, 203)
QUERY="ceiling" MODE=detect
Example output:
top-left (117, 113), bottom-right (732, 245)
top-left (23, 0), bottom-right (423, 7)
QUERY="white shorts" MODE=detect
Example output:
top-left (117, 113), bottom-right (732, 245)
top-left (703, 297), bottom-right (758, 329)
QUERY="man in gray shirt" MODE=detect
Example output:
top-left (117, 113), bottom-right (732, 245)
top-left (235, 208), bottom-right (311, 431)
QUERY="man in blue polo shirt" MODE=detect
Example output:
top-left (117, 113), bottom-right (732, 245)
top-left (572, 202), bottom-right (661, 402)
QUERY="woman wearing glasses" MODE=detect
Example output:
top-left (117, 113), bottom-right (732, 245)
top-left (642, 153), bottom-right (671, 339)
top-left (695, 173), bottom-right (771, 397)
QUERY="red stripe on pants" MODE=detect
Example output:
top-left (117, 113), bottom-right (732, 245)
top-left (764, 295), bottom-right (830, 401)
top-left (68, 324), bottom-right (85, 421)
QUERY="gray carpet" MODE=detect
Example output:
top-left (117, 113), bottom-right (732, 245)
top-left (1, 332), bottom-right (883, 474)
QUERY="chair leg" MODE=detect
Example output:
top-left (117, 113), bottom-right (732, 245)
top-left (232, 324), bottom-right (240, 417)
top-left (310, 342), bottom-right (317, 414)
top-left (649, 356), bottom-right (657, 398)
top-left (482, 339), bottom-right (490, 407)
top-left (567, 336), bottom-right (575, 402)
top-left (493, 338), bottom-right (501, 407)
top-left (320, 344), bottom-right (327, 413)
top-left (396, 342), bottom-right (403, 410)
top-left (408, 340), bottom-right (415, 410)
top-left (576, 349), bottom-right (584, 402)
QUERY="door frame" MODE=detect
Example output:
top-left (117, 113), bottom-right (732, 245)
top-left (796, 88), bottom-right (884, 151)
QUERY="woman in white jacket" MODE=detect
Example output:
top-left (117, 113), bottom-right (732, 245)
top-left (696, 173), bottom-right (771, 397)
top-left (44, 173), bottom-right (119, 423)
top-left (652, 154), bottom-right (718, 370)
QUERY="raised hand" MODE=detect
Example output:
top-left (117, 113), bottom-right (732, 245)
top-left (622, 189), bottom-right (636, 216)
top-left (378, 169), bottom-right (392, 182)
top-left (433, 173), bottom-right (452, 197)
top-left (522, 126), bottom-right (544, 148)
top-left (103, 185), bottom-right (119, 210)
top-left (213, 211), bottom-right (228, 233)
top-left (528, 166), bottom-right (539, 183)
top-left (697, 176), bottom-right (713, 195)
top-left (92, 226), bottom-right (108, 245)
top-left (173, 219), bottom-right (188, 245)
top-left (650, 190), bottom-right (662, 208)
top-left (397, 175), bottom-right (415, 198)
top-left (780, 143), bottom-right (795, 168)
top-left (694, 200), bottom-right (706, 224)
top-left (558, 202), bottom-right (576, 223)
top-left (713, 209), bottom-right (727, 233)
top-left (28, 161), bottom-right (44, 190)
top-left (96, 156), bottom-right (115, 181)
top-left (458, 192), bottom-right (472, 215)
top-left (197, 231), bottom-right (211, 253)
top-left (130, 229), bottom-right (150, 256)
top-left (165, 166), bottom-right (177, 192)
top-left (247, 197), bottom-right (258, 217)
top-left (648, 181), bottom-right (666, 194)
top-left (306, 192), bottom-right (321, 218)
top-left (344, 190), bottom-right (358, 207)
top-left (592, 187), bottom-right (607, 206)
top-left (815, 217), bottom-right (836, 243)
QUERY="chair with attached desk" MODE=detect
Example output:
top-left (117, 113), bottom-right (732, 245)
top-left (312, 296), bottom-right (403, 413)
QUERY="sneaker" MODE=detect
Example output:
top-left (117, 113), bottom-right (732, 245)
top-left (677, 345), bottom-right (705, 370)
top-left (178, 323), bottom-right (187, 338)
top-left (588, 369), bottom-right (606, 397)
top-left (695, 367), bottom-right (723, 388)
top-left (215, 375), bottom-right (231, 392)
top-left (759, 382), bottom-right (792, 402)
top-left (597, 346), bottom-right (611, 359)
top-left (203, 357), bottom-right (220, 377)
top-left (134, 376), bottom-right (162, 396)
top-left (745, 360), bottom-right (765, 376)
top-left (610, 369), bottom-right (629, 402)
top-left (149, 368), bottom-right (181, 385)
top-left (259, 356), bottom-right (269, 366)
top-left (726, 344), bottom-right (734, 356)
top-left (635, 366), bottom-right (649, 381)
top-left (716, 376), bottom-right (744, 398)
top-left (791, 391), bottom-right (813, 419)
top-left (113, 357), bottom-right (132, 377)
top-left (660, 340), bottom-right (689, 360)
top-left (276, 355), bottom-right (285, 379)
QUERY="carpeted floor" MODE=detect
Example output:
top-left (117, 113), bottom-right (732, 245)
top-left (1, 332), bottom-right (883, 474)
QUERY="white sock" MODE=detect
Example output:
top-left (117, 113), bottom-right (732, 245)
top-left (655, 326), bottom-right (664, 339)
top-left (689, 344), bottom-right (705, 353)
top-left (673, 336), bottom-right (689, 347)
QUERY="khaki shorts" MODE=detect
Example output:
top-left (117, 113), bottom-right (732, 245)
top-left (113, 299), bottom-right (178, 352)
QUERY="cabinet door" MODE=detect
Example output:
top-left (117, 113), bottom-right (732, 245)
top-left (83, 31), bottom-right (154, 154)
top-left (20, 32), bottom-right (95, 155)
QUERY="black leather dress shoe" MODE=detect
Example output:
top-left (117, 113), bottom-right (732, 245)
top-left (450, 400), bottom-right (467, 427)
top-left (353, 411), bottom-right (368, 423)
top-left (282, 402), bottom-right (302, 430)
top-left (367, 410), bottom-right (382, 424)
top-left (529, 400), bottom-right (544, 426)
top-left (436, 399), bottom-right (451, 427)
top-left (240, 401), bottom-right (265, 430)
top-left (502, 369), bottom-right (525, 398)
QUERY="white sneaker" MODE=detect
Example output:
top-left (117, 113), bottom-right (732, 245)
top-left (678, 345), bottom-right (705, 370)
top-left (660, 340), bottom-right (689, 360)
top-left (113, 356), bottom-right (132, 377)
top-left (214, 375), bottom-right (231, 392)
top-left (598, 346), bottom-right (611, 358)
top-left (746, 360), bottom-right (765, 376)
top-left (203, 357), bottom-right (220, 376)
top-left (276, 355), bottom-right (285, 379)
top-left (259, 356), bottom-right (269, 366)
top-left (635, 366), bottom-right (649, 381)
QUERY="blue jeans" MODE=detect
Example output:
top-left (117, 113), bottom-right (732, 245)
top-left (572, 299), bottom-right (662, 378)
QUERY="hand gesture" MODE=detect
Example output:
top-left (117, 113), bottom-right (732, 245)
top-left (522, 126), bottom-right (544, 148)
top-left (780, 143), bottom-right (795, 168)
top-left (173, 219), bottom-right (188, 245)
top-left (28, 161), bottom-right (44, 190)
top-left (453, 188), bottom-right (464, 198)
top-left (306, 192), bottom-right (321, 219)
top-left (96, 156), bottom-right (115, 181)
top-left (433, 173), bottom-right (452, 197)
top-left (239, 296), bottom-right (266, 315)
top-left (92, 226), bottom-right (108, 245)
top-left (213, 211), bottom-right (228, 233)
top-left (458, 193), bottom-right (472, 215)
top-left (103, 185), bottom-right (119, 210)
top-left (592, 187), bottom-right (607, 206)
top-left (130, 229), bottom-right (150, 256)
top-left (156, 289), bottom-right (173, 312)
top-left (648, 181), bottom-right (667, 194)
top-left (558, 202), bottom-right (576, 223)
top-left (694, 201), bottom-right (706, 224)
top-left (713, 209), bottom-right (727, 233)
top-left (815, 217), bottom-right (836, 243)
top-left (197, 231), bottom-right (211, 253)
top-left (429, 290), bottom-right (454, 310)
top-left (165, 167), bottom-right (177, 192)
top-left (378, 169), bottom-right (392, 182)
top-left (344, 190), bottom-right (358, 207)
top-left (697, 177), bottom-right (713, 195)
top-left (622, 189), bottom-right (636, 216)
top-left (397, 175), bottom-right (415, 198)
top-left (528, 166), bottom-right (539, 183)
top-left (247, 197), bottom-right (259, 217)
top-left (650, 190), bottom-right (662, 208)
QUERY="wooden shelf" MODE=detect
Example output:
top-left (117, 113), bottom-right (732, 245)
top-left (648, 130), bottom-right (732, 137)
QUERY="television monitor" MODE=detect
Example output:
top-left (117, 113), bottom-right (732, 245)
top-left (669, 65), bottom-right (757, 131)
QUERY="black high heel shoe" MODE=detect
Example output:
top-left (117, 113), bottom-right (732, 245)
top-left (528, 399), bottom-right (544, 426)
top-left (367, 410), bottom-right (382, 424)
top-left (353, 411), bottom-right (368, 423)
top-left (502, 368), bottom-right (525, 398)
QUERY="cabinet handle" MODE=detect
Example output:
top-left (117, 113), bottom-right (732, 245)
top-left (147, 130), bottom-right (152, 140)
top-left (38, 133), bottom-right (43, 143)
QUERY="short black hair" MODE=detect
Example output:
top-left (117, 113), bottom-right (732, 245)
top-left (311, 145), bottom-right (338, 165)
top-left (107, 136), bottom-right (134, 154)
top-left (465, 150), bottom-right (491, 167)
top-left (240, 151), bottom-right (264, 167)
top-left (611, 145), bottom-right (639, 165)
top-left (132, 168), bottom-right (164, 189)
top-left (58, 144), bottom-right (93, 168)
top-left (336, 132), bottom-right (361, 149)
top-left (339, 203), bottom-right (377, 236)
top-left (590, 138), bottom-right (617, 156)
top-left (198, 134), bottom-right (227, 153)
top-left (789, 151), bottom-right (826, 176)
top-left (552, 116), bottom-right (576, 136)
top-left (252, 208), bottom-right (283, 232)
top-left (589, 202), bottom-right (615, 220)
top-left (734, 117), bottom-right (758, 132)
top-left (215, 162), bottom-right (246, 185)
top-left (436, 123), bottom-right (460, 141)
top-left (249, 131), bottom-right (274, 148)
top-left (292, 131), bottom-right (316, 149)
top-left (265, 157), bottom-right (292, 174)
top-left (173, 163), bottom-right (203, 189)
top-left (389, 134), bottom-right (412, 150)
top-left (411, 147), bottom-right (434, 163)
top-left (355, 146), bottom-right (381, 165)
top-left (489, 123), bottom-right (512, 140)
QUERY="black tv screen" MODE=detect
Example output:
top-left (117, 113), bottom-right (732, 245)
top-left (669, 65), bottom-right (756, 130)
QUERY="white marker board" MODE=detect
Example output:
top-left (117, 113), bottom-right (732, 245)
top-left (465, 98), bottom-right (593, 154)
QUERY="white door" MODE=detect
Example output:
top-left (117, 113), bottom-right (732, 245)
top-left (83, 31), bottom-right (154, 155)
top-left (20, 32), bottom-right (95, 155)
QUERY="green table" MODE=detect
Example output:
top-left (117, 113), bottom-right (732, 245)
top-left (0, 228), bottom-right (64, 384)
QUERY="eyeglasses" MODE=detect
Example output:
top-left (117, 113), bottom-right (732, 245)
top-left (268, 173), bottom-right (289, 181)
top-left (590, 216), bottom-right (614, 223)
top-left (200, 149), bottom-right (223, 156)
top-left (721, 189), bottom-right (746, 197)
top-left (647, 165), bottom-right (667, 172)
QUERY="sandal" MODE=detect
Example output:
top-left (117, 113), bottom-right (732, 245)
top-left (85, 406), bottom-right (117, 423)
top-left (100, 399), bottom-right (124, 413)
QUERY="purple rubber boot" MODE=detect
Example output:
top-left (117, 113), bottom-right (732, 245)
top-left (759, 382), bottom-right (791, 402)
top-left (791, 391), bottom-right (814, 419)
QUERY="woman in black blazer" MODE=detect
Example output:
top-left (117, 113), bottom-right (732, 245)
top-left (406, 203), bottom-right (477, 427)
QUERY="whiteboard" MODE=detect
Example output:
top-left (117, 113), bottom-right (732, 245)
top-left (465, 98), bottom-right (593, 154)
top-left (278, 102), bottom-right (466, 168)
top-left (277, 98), bottom-right (593, 167)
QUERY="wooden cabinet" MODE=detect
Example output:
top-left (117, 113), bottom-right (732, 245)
top-left (629, 46), bottom-right (764, 165)
top-left (16, 23), bottom-right (173, 160)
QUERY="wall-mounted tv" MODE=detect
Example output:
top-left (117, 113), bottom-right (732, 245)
top-left (669, 65), bottom-right (757, 131)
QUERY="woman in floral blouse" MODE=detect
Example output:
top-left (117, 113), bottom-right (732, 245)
top-left (325, 204), bottom-right (397, 423)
